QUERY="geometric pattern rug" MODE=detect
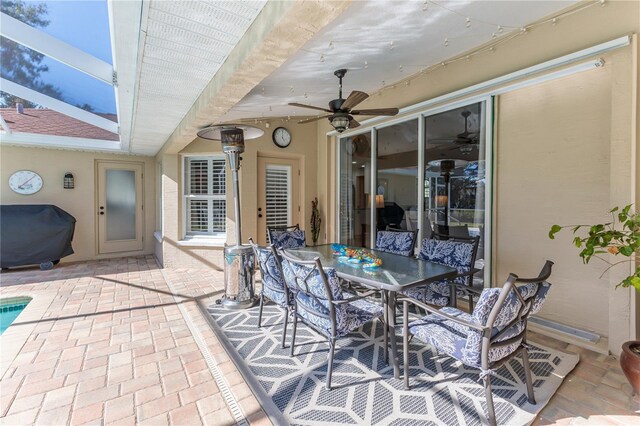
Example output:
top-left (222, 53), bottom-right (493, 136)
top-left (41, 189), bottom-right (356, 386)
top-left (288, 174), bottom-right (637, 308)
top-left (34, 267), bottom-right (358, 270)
top-left (207, 303), bottom-right (579, 426)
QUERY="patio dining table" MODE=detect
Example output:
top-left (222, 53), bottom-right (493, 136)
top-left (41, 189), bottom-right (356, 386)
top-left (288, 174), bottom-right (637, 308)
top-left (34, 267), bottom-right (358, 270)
top-left (282, 244), bottom-right (457, 379)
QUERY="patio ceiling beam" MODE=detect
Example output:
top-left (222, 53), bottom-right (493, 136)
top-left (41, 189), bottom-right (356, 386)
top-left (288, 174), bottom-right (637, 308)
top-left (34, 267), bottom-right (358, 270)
top-left (158, 0), bottom-right (351, 155)
top-left (1, 78), bottom-right (119, 134)
top-left (108, 0), bottom-right (145, 153)
top-left (0, 12), bottom-right (114, 85)
top-left (0, 131), bottom-right (121, 152)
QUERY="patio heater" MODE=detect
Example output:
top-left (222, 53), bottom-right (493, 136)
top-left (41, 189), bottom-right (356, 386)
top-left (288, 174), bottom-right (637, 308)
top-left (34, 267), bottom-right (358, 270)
top-left (197, 124), bottom-right (264, 309)
top-left (427, 159), bottom-right (468, 228)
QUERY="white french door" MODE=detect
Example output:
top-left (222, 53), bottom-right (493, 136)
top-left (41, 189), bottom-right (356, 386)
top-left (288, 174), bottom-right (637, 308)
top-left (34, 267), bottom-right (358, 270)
top-left (257, 157), bottom-right (300, 246)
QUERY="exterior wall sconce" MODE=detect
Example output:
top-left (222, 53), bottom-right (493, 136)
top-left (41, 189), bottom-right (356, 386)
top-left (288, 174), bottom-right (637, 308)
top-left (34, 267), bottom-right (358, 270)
top-left (63, 172), bottom-right (74, 189)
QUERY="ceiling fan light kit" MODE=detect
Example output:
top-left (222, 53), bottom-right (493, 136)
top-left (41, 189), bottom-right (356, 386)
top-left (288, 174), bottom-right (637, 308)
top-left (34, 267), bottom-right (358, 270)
top-left (288, 69), bottom-right (399, 133)
top-left (330, 115), bottom-right (350, 133)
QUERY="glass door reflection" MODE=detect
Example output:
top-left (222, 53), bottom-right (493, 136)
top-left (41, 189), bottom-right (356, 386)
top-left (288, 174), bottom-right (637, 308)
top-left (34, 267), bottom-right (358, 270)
top-left (424, 102), bottom-right (487, 269)
top-left (376, 120), bottom-right (418, 237)
top-left (339, 133), bottom-right (372, 247)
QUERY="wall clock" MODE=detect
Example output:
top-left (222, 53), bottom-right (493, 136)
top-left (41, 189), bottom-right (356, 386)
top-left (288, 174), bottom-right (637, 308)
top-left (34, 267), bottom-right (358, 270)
top-left (8, 170), bottom-right (43, 195)
top-left (272, 127), bottom-right (291, 148)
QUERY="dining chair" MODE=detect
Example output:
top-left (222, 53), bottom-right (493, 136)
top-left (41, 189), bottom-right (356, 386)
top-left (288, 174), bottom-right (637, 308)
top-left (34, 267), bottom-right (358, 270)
top-left (279, 249), bottom-right (384, 390)
top-left (400, 261), bottom-right (553, 426)
top-left (433, 231), bottom-right (484, 310)
top-left (267, 224), bottom-right (306, 249)
top-left (375, 228), bottom-right (418, 257)
top-left (402, 235), bottom-right (480, 309)
top-left (248, 239), bottom-right (293, 348)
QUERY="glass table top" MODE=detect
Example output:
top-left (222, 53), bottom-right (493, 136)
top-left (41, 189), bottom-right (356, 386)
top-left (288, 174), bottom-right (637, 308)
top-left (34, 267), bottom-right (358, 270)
top-left (283, 244), bottom-right (457, 292)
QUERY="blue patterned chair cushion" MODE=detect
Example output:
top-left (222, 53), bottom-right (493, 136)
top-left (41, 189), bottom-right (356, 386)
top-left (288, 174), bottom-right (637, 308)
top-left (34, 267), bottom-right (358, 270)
top-left (460, 281), bottom-right (552, 366)
top-left (269, 229), bottom-right (306, 249)
top-left (281, 259), bottom-right (383, 337)
top-left (401, 238), bottom-right (475, 306)
top-left (408, 307), bottom-right (470, 361)
top-left (375, 231), bottom-right (416, 257)
top-left (253, 245), bottom-right (292, 307)
top-left (337, 295), bottom-right (384, 337)
top-left (408, 307), bottom-right (528, 368)
top-left (402, 286), bottom-right (449, 308)
top-left (418, 238), bottom-right (475, 282)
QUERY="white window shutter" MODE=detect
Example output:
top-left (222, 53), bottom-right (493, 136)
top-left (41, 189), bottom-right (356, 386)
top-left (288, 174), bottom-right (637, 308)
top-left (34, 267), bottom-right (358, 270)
top-left (265, 165), bottom-right (292, 232)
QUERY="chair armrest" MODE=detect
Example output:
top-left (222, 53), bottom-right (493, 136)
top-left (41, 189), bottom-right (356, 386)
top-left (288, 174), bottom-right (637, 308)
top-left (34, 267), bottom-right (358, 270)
top-left (333, 290), bottom-right (378, 305)
top-left (397, 295), bottom-right (487, 332)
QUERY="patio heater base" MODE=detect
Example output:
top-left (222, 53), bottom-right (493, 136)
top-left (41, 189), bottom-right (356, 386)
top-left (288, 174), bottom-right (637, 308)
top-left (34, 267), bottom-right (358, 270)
top-left (218, 244), bottom-right (257, 310)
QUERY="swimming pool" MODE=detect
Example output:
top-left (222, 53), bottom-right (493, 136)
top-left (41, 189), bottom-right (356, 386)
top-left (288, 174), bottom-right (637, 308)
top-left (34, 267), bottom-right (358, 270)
top-left (0, 297), bottom-right (31, 335)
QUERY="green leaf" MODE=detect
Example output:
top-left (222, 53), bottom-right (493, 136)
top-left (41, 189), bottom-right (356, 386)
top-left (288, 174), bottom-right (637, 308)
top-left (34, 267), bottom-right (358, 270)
top-left (610, 206), bottom-right (619, 213)
top-left (549, 225), bottom-right (562, 239)
top-left (573, 237), bottom-right (582, 247)
top-left (630, 276), bottom-right (640, 291)
top-left (619, 246), bottom-right (634, 256)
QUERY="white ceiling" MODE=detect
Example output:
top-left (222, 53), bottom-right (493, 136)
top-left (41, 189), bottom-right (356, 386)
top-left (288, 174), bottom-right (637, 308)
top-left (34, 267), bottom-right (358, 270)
top-left (129, 0), bottom-right (266, 155)
top-left (219, 0), bottom-right (576, 123)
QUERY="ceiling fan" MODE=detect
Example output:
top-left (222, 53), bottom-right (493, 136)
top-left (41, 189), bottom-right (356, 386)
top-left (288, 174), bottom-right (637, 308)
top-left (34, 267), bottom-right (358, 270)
top-left (429, 110), bottom-right (479, 144)
top-left (288, 69), bottom-right (399, 133)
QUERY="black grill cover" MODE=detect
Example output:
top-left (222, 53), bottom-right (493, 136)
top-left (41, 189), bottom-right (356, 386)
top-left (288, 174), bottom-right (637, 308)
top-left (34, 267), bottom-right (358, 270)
top-left (1, 205), bottom-right (76, 268)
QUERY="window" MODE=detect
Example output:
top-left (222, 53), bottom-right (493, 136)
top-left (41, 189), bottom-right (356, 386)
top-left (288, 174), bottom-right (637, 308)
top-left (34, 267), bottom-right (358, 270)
top-left (184, 156), bottom-right (226, 238)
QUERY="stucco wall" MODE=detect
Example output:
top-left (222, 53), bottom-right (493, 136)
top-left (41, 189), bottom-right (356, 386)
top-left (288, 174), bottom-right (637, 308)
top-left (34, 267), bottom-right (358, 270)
top-left (495, 65), bottom-right (612, 336)
top-left (0, 145), bottom-right (156, 263)
top-left (156, 120), bottom-right (319, 269)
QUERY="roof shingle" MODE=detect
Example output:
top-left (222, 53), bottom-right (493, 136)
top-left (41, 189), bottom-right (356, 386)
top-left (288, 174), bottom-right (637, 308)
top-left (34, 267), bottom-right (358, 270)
top-left (0, 108), bottom-right (119, 141)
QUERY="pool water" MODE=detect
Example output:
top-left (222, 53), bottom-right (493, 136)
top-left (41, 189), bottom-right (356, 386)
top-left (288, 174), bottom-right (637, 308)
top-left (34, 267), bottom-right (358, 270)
top-left (0, 298), bottom-right (31, 335)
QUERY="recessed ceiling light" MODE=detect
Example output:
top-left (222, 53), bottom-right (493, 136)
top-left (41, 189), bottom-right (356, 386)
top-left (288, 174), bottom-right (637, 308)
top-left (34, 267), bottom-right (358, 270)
top-left (352, 161), bottom-right (357, 164)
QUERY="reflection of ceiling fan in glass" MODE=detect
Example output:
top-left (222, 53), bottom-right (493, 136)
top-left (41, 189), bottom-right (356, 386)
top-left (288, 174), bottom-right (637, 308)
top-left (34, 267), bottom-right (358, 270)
top-left (429, 110), bottom-right (479, 145)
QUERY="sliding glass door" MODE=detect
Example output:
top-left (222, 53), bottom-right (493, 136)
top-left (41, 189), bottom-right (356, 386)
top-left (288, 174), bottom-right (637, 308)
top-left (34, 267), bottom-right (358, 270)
top-left (338, 132), bottom-right (372, 247)
top-left (376, 120), bottom-right (419, 235)
top-left (424, 101), bottom-right (488, 269)
top-left (337, 98), bottom-right (491, 280)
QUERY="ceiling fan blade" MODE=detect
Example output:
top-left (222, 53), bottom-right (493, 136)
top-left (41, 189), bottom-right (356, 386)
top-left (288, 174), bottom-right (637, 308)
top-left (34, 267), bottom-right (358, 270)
top-left (349, 117), bottom-right (361, 129)
top-left (289, 102), bottom-right (332, 113)
top-left (341, 91), bottom-right (369, 110)
top-left (351, 108), bottom-right (399, 116)
top-left (298, 114), bottom-right (332, 124)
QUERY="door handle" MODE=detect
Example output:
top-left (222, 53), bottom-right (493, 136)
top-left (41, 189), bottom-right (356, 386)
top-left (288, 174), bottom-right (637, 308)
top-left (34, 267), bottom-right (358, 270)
top-left (99, 212), bottom-right (104, 215)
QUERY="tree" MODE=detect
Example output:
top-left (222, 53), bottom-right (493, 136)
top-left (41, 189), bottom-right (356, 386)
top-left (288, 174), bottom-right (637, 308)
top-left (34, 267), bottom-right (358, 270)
top-left (0, 0), bottom-right (63, 108)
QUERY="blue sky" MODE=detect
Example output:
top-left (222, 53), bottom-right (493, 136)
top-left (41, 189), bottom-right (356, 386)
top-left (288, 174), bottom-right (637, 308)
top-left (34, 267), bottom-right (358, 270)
top-left (27, 0), bottom-right (116, 113)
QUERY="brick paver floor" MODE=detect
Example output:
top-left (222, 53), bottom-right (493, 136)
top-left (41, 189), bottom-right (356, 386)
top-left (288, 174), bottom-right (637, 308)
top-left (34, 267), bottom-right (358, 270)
top-left (0, 256), bottom-right (269, 426)
top-left (0, 256), bottom-right (638, 425)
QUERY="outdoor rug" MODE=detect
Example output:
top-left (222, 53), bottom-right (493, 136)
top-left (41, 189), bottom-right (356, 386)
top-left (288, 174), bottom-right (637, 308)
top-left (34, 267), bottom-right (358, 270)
top-left (207, 302), bottom-right (579, 426)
